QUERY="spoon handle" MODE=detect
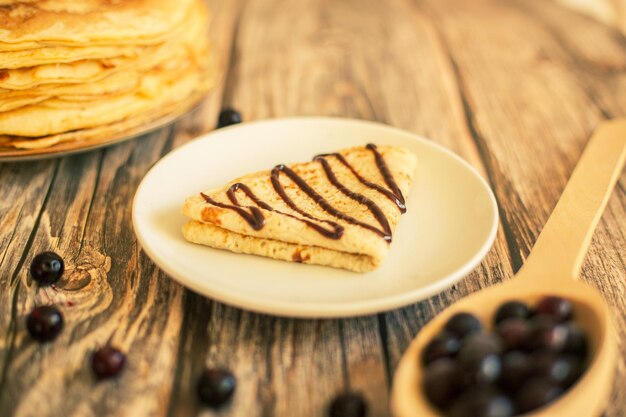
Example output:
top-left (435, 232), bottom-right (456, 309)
top-left (522, 119), bottom-right (626, 281)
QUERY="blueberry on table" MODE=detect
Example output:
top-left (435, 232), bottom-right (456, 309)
top-left (421, 358), bottom-right (460, 408)
top-left (515, 377), bottom-right (563, 413)
top-left (328, 392), bottom-right (367, 417)
top-left (91, 346), bottom-right (126, 379)
top-left (444, 312), bottom-right (482, 339)
top-left (494, 300), bottom-right (530, 325)
top-left (30, 251), bottom-right (64, 285)
top-left (26, 305), bottom-right (64, 342)
top-left (217, 108), bottom-right (242, 128)
top-left (197, 368), bottom-right (236, 407)
top-left (534, 296), bottom-right (573, 322)
top-left (448, 386), bottom-right (514, 417)
top-left (421, 330), bottom-right (461, 365)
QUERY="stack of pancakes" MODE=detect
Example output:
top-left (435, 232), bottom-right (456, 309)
top-left (0, 0), bottom-right (214, 150)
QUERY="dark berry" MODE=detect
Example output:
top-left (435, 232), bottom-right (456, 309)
top-left (457, 334), bottom-right (503, 385)
top-left (458, 333), bottom-right (503, 360)
top-left (524, 317), bottom-right (567, 352)
top-left (328, 392), bottom-right (367, 417)
top-left (444, 312), bottom-right (482, 339)
top-left (91, 346), bottom-right (126, 379)
top-left (459, 354), bottom-right (501, 385)
top-left (449, 386), bottom-right (514, 417)
top-left (515, 377), bottom-right (563, 413)
top-left (497, 318), bottom-right (529, 351)
top-left (494, 300), bottom-right (530, 324)
top-left (421, 331), bottom-right (461, 365)
top-left (197, 368), bottom-right (236, 407)
top-left (532, 352), bottom-right (582, 388)
top-left (499, 351), bottom-right (532, 393)
top-left (30, 251), bottom-right (64, 285)
top-left (217, 108), bottom-right (242, 128)
top-left (534, 296), bottom-right (573, 322)
top-left (562, 322), bottom-right (588, 357)
top-left (421, 358), bottom-right (460, 408)
top-left (26, 305), bottom-right (64, 342)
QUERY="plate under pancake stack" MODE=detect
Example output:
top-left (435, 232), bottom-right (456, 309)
top-left (0, 0), bottom-right (215, 159)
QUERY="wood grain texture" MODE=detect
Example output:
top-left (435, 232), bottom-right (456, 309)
top-left (0, 0), bottom-right (240, 415)
top-left (0, 0), bottom-right (624, 416)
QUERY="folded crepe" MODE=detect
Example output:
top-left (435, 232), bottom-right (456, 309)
top-left (182, 144), bottom-right (417, 272)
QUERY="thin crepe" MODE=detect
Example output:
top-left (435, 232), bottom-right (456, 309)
top-left (0, 0), bottom-right (195, 47)
top-left (182, 145), bottom-right (417, 272)
top-left (0, 4), bottom-right (206, 88)
top-left (0, 45), bottom-right (210, 137)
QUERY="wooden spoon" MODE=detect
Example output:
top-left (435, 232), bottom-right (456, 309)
top-left (391, 119), bottom-right (626, 417)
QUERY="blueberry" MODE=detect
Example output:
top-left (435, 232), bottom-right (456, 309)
top-left (444, 313), bottom-right (482, 339)
top-left (460, 354), bottom-right (502, 386)
top-left (535, 296), bottom-right (573, 322)
top-left (497, 318), bottom-right (529, 351)
top-left (457, 334), bottom-right (503, 385)
top-left (26, 305), bottom-right (64, 342)
top-left (421, 331), bottom-right (461, 365)
top-left (421, 358), bottom-right (460, 408)
top-left (458, 333), bottom-right (503, 360)
top-left (328, 392), bottom-right (367, 417)
top-left (515, 377), bottom-right (563, 413)
top-left (217, 108), bottom-right (242, 128)
top-left (531, 351), bottom-right (582, 388)
top-left (197, 368), bottom-right (236, 407)
top-left (494, 300), bottom-right (530, 325)
top-left (30, 251), bottom-right (64, 285)
top-left (524, 317), bottom-right (567, 352)
top-left (91, 346), bottom-right (126, 379)
top-left (562, 322), bottom-right (588, 357)
top-left (449, 386), bottom-right (514, 417)
top-left (499, 351), bottom-right (532, 393)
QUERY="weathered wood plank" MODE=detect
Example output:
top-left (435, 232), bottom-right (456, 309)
top-left (0, 159), bottom-right (58, 390)
top-left (1, 0), bottom-right (624, 416)
top-left (0, 0), bottom-right (239, 415)
top-left (177, 0), bottom-right (513, 416)
top-left (411, 0), bottom-right (626, 415)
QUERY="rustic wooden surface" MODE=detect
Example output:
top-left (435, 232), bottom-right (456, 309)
top-left (1, 0), bottom-right (625, 416)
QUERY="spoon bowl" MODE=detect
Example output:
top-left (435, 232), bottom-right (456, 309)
top-left (391, 118), bottom-right (626, 417)
top-left (391, 277), bottom-right (617, 417)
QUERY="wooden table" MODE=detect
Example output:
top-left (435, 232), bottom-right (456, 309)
top-left (1, 0), bottom-right (625, 415)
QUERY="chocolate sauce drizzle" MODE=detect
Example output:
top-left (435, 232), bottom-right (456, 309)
top-left (200, 191), bottom-right (265, 230)
top-left (225, 182), bottom-right (344, 239)
top-left (199, 144), bottom-right (406, 241)
top-left (316, 147), bottom-right (406, 213)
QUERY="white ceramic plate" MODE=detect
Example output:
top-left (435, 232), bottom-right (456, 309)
top-left (132, 118), bottom-right (498, 317)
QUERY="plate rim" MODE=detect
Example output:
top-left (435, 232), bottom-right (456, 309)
top-left (132, 116), bottom-right (499, 318)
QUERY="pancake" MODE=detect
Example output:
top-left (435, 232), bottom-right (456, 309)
top-left (0, 43), bottom-right (210, 136)
top-left (0, 0), bottom-right (214, 151)
top-left (0, 0), bottom-right (195, 47)
top-left (0, 71), bottom-right (140, 101)
top-left (0, 94), bottom-right (50, 112)
top-left (0, 4), bottom-right (206, 89)
top-left (0, 44), bottom-right (142, 70)
top-left (0, 86), bottom-right (210, 150)
top-left (181, 145), bottom-right (417, 272)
